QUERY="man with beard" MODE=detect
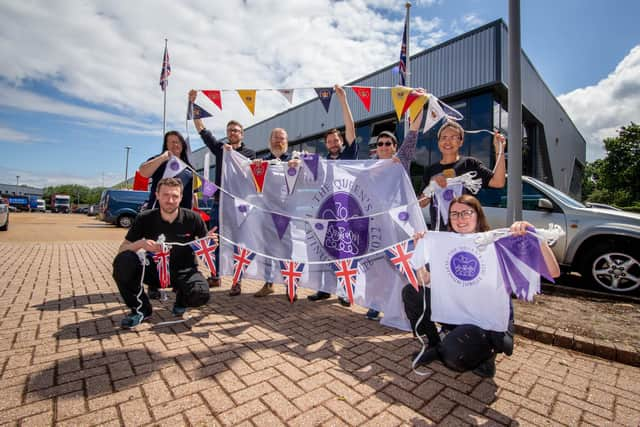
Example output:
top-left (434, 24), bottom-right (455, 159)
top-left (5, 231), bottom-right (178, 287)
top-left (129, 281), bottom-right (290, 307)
top-left (112, 178), bottom-right (216, 329)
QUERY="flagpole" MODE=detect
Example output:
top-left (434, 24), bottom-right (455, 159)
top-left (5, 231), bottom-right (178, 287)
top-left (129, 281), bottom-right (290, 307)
top-left (403, 2), bottom-right (411, 136)
top-left (162, 38), bottom-right (168, 138)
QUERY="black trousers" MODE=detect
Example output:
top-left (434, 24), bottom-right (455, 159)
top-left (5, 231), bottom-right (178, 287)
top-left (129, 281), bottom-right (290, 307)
top-left (113, 251), bottom-right (210, 315)
top-left (401, 283), bottom-right (515, 354)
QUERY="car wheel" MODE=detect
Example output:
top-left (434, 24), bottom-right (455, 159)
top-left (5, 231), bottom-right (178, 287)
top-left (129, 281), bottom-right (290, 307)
top-left (117, 215), bottom-right (134, 228)
top-left (581, 243), bottom-right (640, 293)
top-left (0, 221), bottom-right (7, 231)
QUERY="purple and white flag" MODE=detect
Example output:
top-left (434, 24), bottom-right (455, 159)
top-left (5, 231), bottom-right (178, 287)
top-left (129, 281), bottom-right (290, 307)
top-left (162, 155), bottom-right (188, 179)
top-left (284, 162), bottom-right (301, 194)
top-left (302, 153), bottom-right (319, 181)
top-left (434, 182), bottom-right (464, 226)
top-left (271, 212), bottom-right (290, 240)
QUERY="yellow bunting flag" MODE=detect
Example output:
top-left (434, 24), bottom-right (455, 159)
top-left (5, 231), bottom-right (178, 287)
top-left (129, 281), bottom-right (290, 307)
top-left (391, 86), bottom-right (411, 121)
top-left (237, 90), bottom-right (257, 115)
top-left (407, 91), bottom-right (429, 122)
top-left (193, 174), bottom-right (202, 191)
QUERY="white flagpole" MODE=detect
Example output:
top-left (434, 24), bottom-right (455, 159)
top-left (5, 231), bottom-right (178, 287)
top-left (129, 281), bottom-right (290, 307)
top-left (403, 2), bottom-right (411, 136)
top-left (162, 38), bottom-right (168, 138)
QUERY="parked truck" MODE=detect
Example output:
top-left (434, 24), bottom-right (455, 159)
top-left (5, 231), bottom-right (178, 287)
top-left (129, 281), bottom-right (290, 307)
top-left (51, 194), bottom-right (71, 213)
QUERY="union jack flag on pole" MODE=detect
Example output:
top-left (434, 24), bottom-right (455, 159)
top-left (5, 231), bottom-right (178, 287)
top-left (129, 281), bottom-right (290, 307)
top-left (385, 239), bottom-right (420, 291)
top-left (331, 259), bottom-right (359, 306)
top-left (190, 237), bottom-right (218, 277)
top-left (152, 249), bottom-right (171, 289)
top-left (398, 13), bottom-right (408, 86)
top-left (279, 261), bottom-right (305, 304)
top-left (159, 42), bottom-right (171, 91)
top-left (231, 245), bottom-right (256, 285)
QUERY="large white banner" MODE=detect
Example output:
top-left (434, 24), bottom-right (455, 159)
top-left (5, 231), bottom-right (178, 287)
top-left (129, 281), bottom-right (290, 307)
top-left (219, 151), bottom-right (427, 331)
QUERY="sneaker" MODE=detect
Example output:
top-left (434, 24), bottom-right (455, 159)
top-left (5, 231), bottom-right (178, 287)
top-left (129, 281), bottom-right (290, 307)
top-left (337, 297), bottom-right (351, 307)
top-left (254, 282), bottom-right (274, 297)
top-left (307, 291), bottom-right (331, 301)
top-left (366, 309), bottom-right (380, 320)
top-left (148, 288), bottom-right (161, 300)
top-left (207, 277), bottom-right (221, 288)
top-left (229, 283), bottom-right (241, 296)
top-left (120, 313), bottom-right (149, 329)
top-left (172, 305), bottom-right (187, 317)
top-left (473, 355), bottom-right (496, 378)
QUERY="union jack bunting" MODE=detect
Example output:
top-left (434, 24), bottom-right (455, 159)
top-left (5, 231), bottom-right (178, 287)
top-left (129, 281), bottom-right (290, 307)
top-left (190, 237), bottom-right (218, 277)
top-left (159, 44), bottom-right (171, 91)
top-left (279, 261), bottom-right (305, 304)
top-left (232, 245), bottom-right (256, 285)
top-left (331, 259), bottom-right (359, 305)
top-left (385, 239), bottom-right (420, 291)
top-left (398, 16), bottom-right (408, 86)
top-left (152, 249), bottom-right (171, 289)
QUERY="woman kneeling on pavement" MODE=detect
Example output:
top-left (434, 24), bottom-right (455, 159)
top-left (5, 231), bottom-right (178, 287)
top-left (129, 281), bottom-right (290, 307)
top-left (402, 195), bottom-right (560, 377)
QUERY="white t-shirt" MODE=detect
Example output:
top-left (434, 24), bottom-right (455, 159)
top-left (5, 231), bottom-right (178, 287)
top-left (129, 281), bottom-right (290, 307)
top-left (412, 232), bottom-right (510, 332)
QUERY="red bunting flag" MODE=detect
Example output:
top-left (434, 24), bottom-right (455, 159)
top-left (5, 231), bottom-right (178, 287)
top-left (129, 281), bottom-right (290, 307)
top-left (351, 86), bottom-right (372, 112)
top-left (202, 90), bottom-right (223, 110)
top-left (191, 238), bottom-right (218, 277)
top-left (249, 160), bottom-right (269, 193)
top-left (133, 171), bottom-right (149, 191)
top-left (152, 249), bottom-right (171, 289)
top-left (280, 260), bottom-right (305, 303)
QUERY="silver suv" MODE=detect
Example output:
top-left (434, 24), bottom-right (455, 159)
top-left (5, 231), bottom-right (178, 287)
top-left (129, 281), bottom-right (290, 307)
top-left (0, 199), bottom-right (8, 231)
top-left (472, 176), bottom-right (640, 293)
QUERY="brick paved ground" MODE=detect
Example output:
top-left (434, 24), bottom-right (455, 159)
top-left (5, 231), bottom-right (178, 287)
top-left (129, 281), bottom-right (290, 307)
top-left (1, 241), bottom-right (639, 426)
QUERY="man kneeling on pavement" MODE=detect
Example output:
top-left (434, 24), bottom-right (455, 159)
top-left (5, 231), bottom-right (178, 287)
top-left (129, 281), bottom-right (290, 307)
top-left (113, 177), bottom-right (216, 329)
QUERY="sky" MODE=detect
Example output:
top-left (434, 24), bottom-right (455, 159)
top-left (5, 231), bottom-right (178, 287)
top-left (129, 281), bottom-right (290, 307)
top-left (1, 0), bottom-right (639, 188)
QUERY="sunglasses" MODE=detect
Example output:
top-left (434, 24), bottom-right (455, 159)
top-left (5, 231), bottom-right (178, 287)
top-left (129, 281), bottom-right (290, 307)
top-left (377, 141), bottom-right (394, 147)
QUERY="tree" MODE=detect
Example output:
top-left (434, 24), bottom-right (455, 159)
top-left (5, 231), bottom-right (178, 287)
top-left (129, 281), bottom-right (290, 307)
top-left (582, 123), bottom-right (640, 206)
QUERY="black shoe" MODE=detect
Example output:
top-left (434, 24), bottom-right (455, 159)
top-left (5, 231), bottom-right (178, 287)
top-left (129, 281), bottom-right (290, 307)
top-left (148, 289), bottom-right (161, 300)
top-left (414, 347), bottom-right (440, 367)
top-left (307, 291), bottom-right (331, 301)
top-left (338, 297), bottom-right (351, 307)
top-left (473, 355), bottom-right (497, 378)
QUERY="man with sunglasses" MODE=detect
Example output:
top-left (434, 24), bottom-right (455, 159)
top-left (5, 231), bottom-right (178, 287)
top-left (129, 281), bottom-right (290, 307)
top-left (189, 90), bottom-right (256, 293)
top-left (420, 120), bottom-right (506, 230)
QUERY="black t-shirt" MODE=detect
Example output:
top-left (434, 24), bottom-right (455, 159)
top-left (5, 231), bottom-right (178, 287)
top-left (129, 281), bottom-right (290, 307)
top-left (422, 156), bottom-right (494, 230)
top-left (125, 208), bottom-right (207, 271)
top-left (199, 129), bottom-right (256, 187)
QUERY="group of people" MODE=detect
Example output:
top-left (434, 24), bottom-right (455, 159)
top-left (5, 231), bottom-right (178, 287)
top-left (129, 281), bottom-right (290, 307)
top-left (111, 86), bottom-right (561, 378)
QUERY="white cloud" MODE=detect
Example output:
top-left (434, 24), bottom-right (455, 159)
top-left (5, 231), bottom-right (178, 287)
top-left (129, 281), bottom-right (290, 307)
top-left (0, 1), bottom-right (446, 138)
top-left (559, 45), bottom-right (640, 161)
top-left (0, 125), bottom-right (36, 143)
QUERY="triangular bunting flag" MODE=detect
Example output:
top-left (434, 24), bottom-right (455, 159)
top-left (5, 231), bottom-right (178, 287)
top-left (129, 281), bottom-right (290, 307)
top-left (331, 259), bottom-right (359, 305)
top-left (249, 160), bottom-right (269, 193)
top-left (202, 90), bottom-right (223, 110)
top-left (271, 213), bottom-right (290, 240)
top-left (391, 86), bottom-right (411, 120)
top-left (388, 205), bottom-right (416, 237)
top-left (152, 249), bottom-right (171, 289)
top-left (439, 98), bottom-right (464, 120)
top-left (401, 90), bottom-right (421, 118)
top-left (315, 87), bottom-right (334, 113)
top-left (408, 92), bottom-right (429, 122)
top-left (231, 245), bottom-right (256, 285)
top-left (302, 153), bottom-right (319, 181)
top-left (187, 102), bottom-right (213, 120)
top-left (284, 162), bottom-right (301, 194)
top-left (193, 174), bottom-right (202, 190)
top-left (234, 197), bottom-right (254, 226)
top-left (201, 179), bottom-right (218, 201)
top-left (351, 86), bottom-right (372, 112)
top-left (237, 89), bottom-right (257, 115)
top-left (162, 155), bottom-right (188, 179)
top-left (385, 240), bottom-right (420, 291)
top-left (133, 171), bottom-right (149, 191)
top-left (190, 237), bottom-right (218, 277)
top-left (278, 89), bottom-right (294, 104)
top-left (279, 260), bottom-right (305, 304)
top-left (434, 182), bottom-right (464, 226)
top-left (307, 219), bottom-right (330, 245)
top-left (423, 95), bottom-right (446, 133)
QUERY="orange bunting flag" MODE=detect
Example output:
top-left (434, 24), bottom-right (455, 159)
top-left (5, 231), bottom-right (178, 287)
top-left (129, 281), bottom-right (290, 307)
top-left (278, 89), bottom-right (294, 104)
top-left (351, 86), bottom-right (372, 111)
top-left (405, 91), bottom-right (429, 122)
top-left (249, 160), bottom-right (269, 193)
top-left (237, 90), bottom-right (257, 115)
top-left (391, 86), bottom-right (411, 120)
top-left (202, 90), bottom-right (222, 110)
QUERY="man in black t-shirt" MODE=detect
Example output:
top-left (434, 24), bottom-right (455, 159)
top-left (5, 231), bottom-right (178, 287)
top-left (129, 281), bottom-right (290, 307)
top-left (112, 178), bottom-right (217, 329)
top-left (420, 120), bottom-right (506, 230)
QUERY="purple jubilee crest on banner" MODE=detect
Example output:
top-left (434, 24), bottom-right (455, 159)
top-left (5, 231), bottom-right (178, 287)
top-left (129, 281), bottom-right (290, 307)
top-left (450, 251), bottom-right (480, 281)
top-left (318, 192), bottom-right (369, 259)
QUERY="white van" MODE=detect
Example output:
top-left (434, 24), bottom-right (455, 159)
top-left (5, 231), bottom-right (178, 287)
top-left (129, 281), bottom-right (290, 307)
top-left (36, 199), bottom-right (46, 212)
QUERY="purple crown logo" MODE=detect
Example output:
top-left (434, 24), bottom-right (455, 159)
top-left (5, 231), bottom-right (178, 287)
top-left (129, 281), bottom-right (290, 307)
top-left (450, 251), bottom-right (480, 281)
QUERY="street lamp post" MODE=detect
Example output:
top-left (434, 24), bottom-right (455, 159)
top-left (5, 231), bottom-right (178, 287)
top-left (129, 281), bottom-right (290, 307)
top-left (124, 146), bottom-right (132, 189)
top-left (16, 175), bottom-right (20, 186)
